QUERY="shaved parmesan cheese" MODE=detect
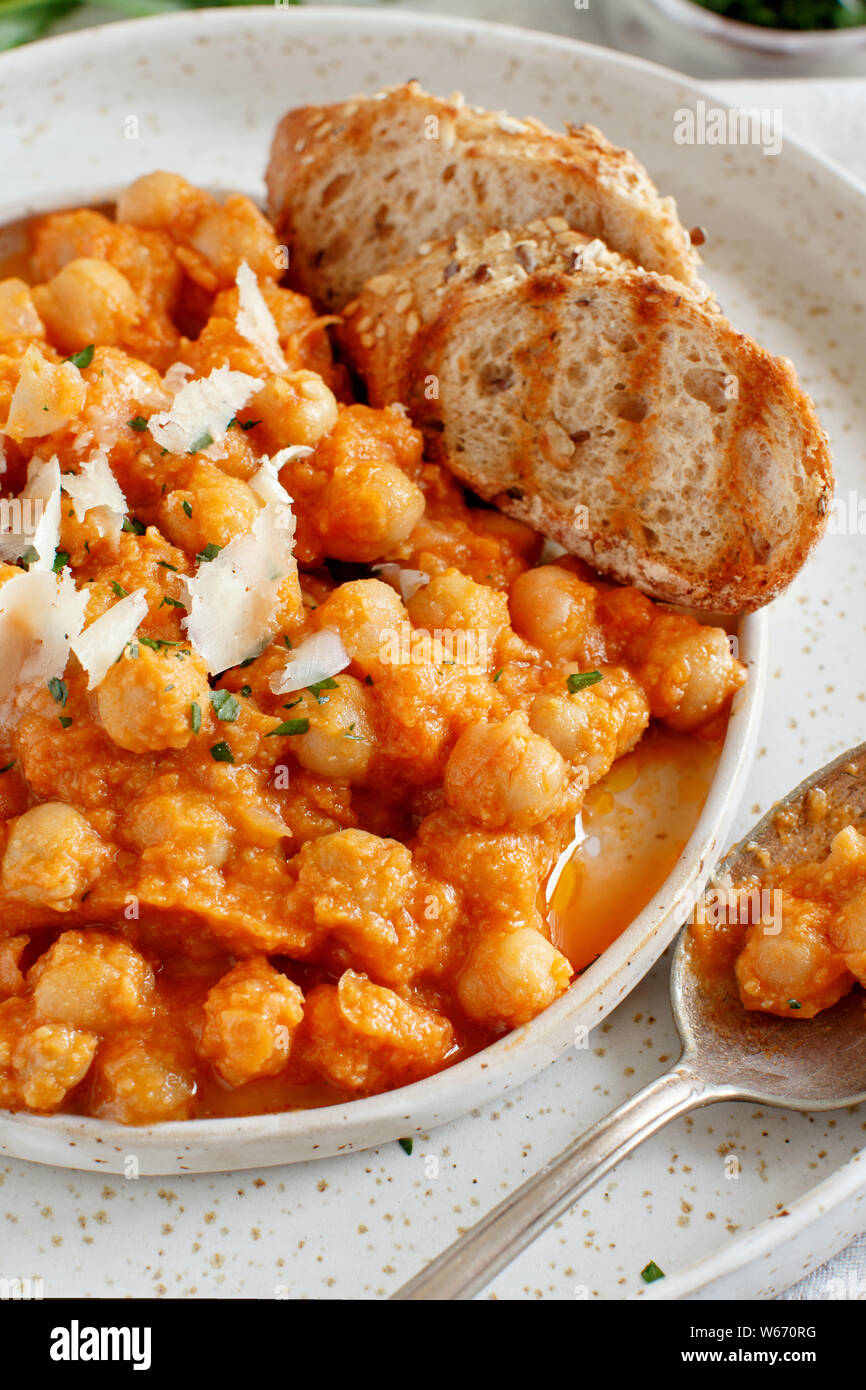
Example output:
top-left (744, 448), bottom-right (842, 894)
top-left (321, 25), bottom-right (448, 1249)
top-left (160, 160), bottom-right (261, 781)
top-left (148, 367), bottom-right (261, 455)
top-left (162, 361), bottom-right (194, 395)
top-left (0, 455), bottom-right (61, 569)
top-left (0, 568), bottom-right (88, 724)
top-left (30, 481), bottom-right (61, 573)
top-left (269, 629), bottom-right (350, 696)
top-left (4, 345), bottom-right (86, 441)
top-left (182, 501), bottom-right (296, 674)
top-left (62, 448), bottom-right (127, 523)
top-left (248, 446), bottom-right (308, 508)
top-left (71, 588), bottom-right (148, 689)
top-left (372, 563), bottom-right (430, 603)
top-left (236, 262), bottom-right (285, 374)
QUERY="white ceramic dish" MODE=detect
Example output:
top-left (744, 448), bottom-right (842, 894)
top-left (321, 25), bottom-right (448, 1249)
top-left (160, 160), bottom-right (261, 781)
top-left (604, 0), bottom-right (866, 78)
top-left (0, 6), bottom-right (771, 1177)
top-left (0, 10), bottom-right (862, 1300)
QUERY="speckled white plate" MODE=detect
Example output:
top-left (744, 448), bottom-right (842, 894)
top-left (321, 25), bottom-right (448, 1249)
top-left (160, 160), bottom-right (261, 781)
top-left (0, 5), bottom-right (860, 1300)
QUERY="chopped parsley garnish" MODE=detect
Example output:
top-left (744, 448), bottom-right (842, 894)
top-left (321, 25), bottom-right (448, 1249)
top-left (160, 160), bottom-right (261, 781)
top-left (128, 415), bottom-right (148, 432)
top-left (196, 543), bottom-right (223, 564)
top-left (267, 718), bottom-right (309, 737)
top-left (110, 580), bottom-right (129, 598)
top-left (190, 702), bottom-right (202, 734)
top-left (240, 685), bottom-right (252, 699)
top-left (20, 545), bottom-right (38, 568)
top-left (307, 677), bottom-right (339, 704)
top-left (156, 560), bottom-right (178, 572)
top-left (160, 596), bottom-right (186, 609)
top-left (640, 1261), bottom-right (665, 1284)
top-left (343, 724), bottom-right (361, 741)
top-left (58, 716), bottom-right (73, 729)
top-left (398, 1138), bottom-right (413, 1156)
top-left (188, 431), bottom-right (214, 455)
top-left (283, 696), bottom-right (302, 710)
top-left (53, 551), bottom-right (70, 574)
top-left (210, 689), bottom-right (240, 722)
top-left (0, 761), bottom-right (14, 774)
top-left (787, 999), bottom-right (803, 1010)
top-left (64, 344), bottom-right (94, 369)
top-left (492, 668), bottom-right (503, 682)
top-left (566, 670), bottom-right (604, 694)
top-left (283, 636), bottom-right (293, 650)
top-left (209, 741), bottom-right (234, 763)
top-left (47, 677), bottom-right (68, 707)
top-left (240, 418), bottom-right (261, 431)
top-left (138, 636), bottom-right (183, 652)
top-left (122, 516), bottom-right (146, 536)
top-left (181, 500), bottom-right (193, 518)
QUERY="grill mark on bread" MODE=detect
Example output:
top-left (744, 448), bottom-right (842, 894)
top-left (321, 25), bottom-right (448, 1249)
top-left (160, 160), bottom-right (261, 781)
top-left (342, 219), bottom-right (833, 613)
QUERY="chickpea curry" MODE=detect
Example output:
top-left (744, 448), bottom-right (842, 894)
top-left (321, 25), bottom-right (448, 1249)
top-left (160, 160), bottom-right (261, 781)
top-left (0, 175), bottom-right (746, 1124)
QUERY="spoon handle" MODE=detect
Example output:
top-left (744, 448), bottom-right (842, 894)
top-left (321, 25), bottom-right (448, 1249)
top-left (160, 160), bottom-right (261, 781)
top-left (391, 1062), bottom-right (723, 1300)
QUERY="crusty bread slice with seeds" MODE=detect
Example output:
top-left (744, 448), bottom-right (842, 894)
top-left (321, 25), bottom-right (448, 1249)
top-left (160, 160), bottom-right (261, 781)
top-left (341, 219), bottom-right (832, 614)
top-left (265, 82), bottom-right (708, 311)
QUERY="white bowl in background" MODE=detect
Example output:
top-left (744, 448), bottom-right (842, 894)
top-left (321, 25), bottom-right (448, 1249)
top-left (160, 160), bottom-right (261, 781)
top-left (603, 0), bottom-right (866, 76)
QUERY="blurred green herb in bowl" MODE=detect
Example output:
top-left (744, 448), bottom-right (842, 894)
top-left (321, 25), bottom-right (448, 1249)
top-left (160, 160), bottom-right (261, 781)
top-left (694, 0), bottom-right (866, 28)
top-left (0, 0), bottom-right (302, 53)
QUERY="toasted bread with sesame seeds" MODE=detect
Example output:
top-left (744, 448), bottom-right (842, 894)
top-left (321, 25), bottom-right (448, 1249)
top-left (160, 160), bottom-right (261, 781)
top-left (342, 219), bottom-right (833, 614)
top-left (265, 82), bottom-right (708, 312)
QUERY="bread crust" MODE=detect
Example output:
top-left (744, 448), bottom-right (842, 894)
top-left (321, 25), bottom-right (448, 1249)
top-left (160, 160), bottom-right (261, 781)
top-left (342, 220), bottom-right (833, 614)
top-left (265, 82), bottom-right (707, 311)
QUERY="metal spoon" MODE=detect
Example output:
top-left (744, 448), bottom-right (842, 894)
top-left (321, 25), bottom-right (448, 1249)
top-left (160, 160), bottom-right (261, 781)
top-left (392, 740), bottom-right (866, 1301)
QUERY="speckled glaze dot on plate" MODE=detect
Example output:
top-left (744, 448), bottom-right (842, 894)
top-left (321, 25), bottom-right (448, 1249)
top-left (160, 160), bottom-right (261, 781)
top-left (0, 5), bottom-right (862, 1300)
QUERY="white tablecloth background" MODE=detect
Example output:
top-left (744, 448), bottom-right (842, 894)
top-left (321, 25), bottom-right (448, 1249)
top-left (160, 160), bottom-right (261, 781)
top-left (34, 0), bottom-right (866, 1299)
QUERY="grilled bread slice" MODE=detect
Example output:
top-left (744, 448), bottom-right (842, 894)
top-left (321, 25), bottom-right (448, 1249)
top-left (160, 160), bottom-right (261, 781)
top-left (341, 219), bottom-right (832, 614)
top-left (265, 82), bottom-right (708, 312)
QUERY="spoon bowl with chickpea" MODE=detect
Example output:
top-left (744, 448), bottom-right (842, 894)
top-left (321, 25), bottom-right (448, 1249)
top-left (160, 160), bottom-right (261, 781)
top-left (394, 741), bottom-right (866, 1300)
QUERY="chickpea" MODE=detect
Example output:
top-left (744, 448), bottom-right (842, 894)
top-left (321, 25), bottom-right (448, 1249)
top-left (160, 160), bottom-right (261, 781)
top-left (317, 459), bottom-right (425, 563)
top-left (0, 278), bottom-right (45, 344)
top-left (829, 887), bottom-right (866, 970)
top-left (509, 565), bottom-right (605, 665)
top-left (2, 802), bottom-right (111, 911)
top-left (158, 463), bottom-right (260, 553)
top-left (296, 829), bottom-right (413, 925)
top-left (116, 171), bottom-right (201, 230)
top-left (198, 958), bottom-right (304, 1088)
top-left (97, 644), bottom-right (211, 754)
top-left (301, 970), bottom-right (455, 1092)
top-left (288, 675), bottom-right (375, 783)
top-left (0, 1002), bottom-right (98, 1111)
top-left (32, 258), bottom-right (139, 354)
top-left (317, 578), bottom-right (408, 675)
top-left (187, 194), bottom-right (282, 285)
top-left (252, 371), bottom-right (338, 450)
top-left (29, 929), bottom-right (154, 1033)
top-left (457, 927), bottom-right (572, 1027)
top-left (637, 616), bottom-right (744, 732)
top-left (736, 896), bottom-right (853, 1019)
top-left (407, 570), bottom-right (509, 668)
top-left (591, 664), bottom-right (650, 756)
top-left (444, 712), bottom-right (572, 830)
top-left (529, 688), bottom-right (618, 783)
top-left (90, 1025), bottom-right (196, 1124)
top-left (126, 790), bottom-right (233, 869)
